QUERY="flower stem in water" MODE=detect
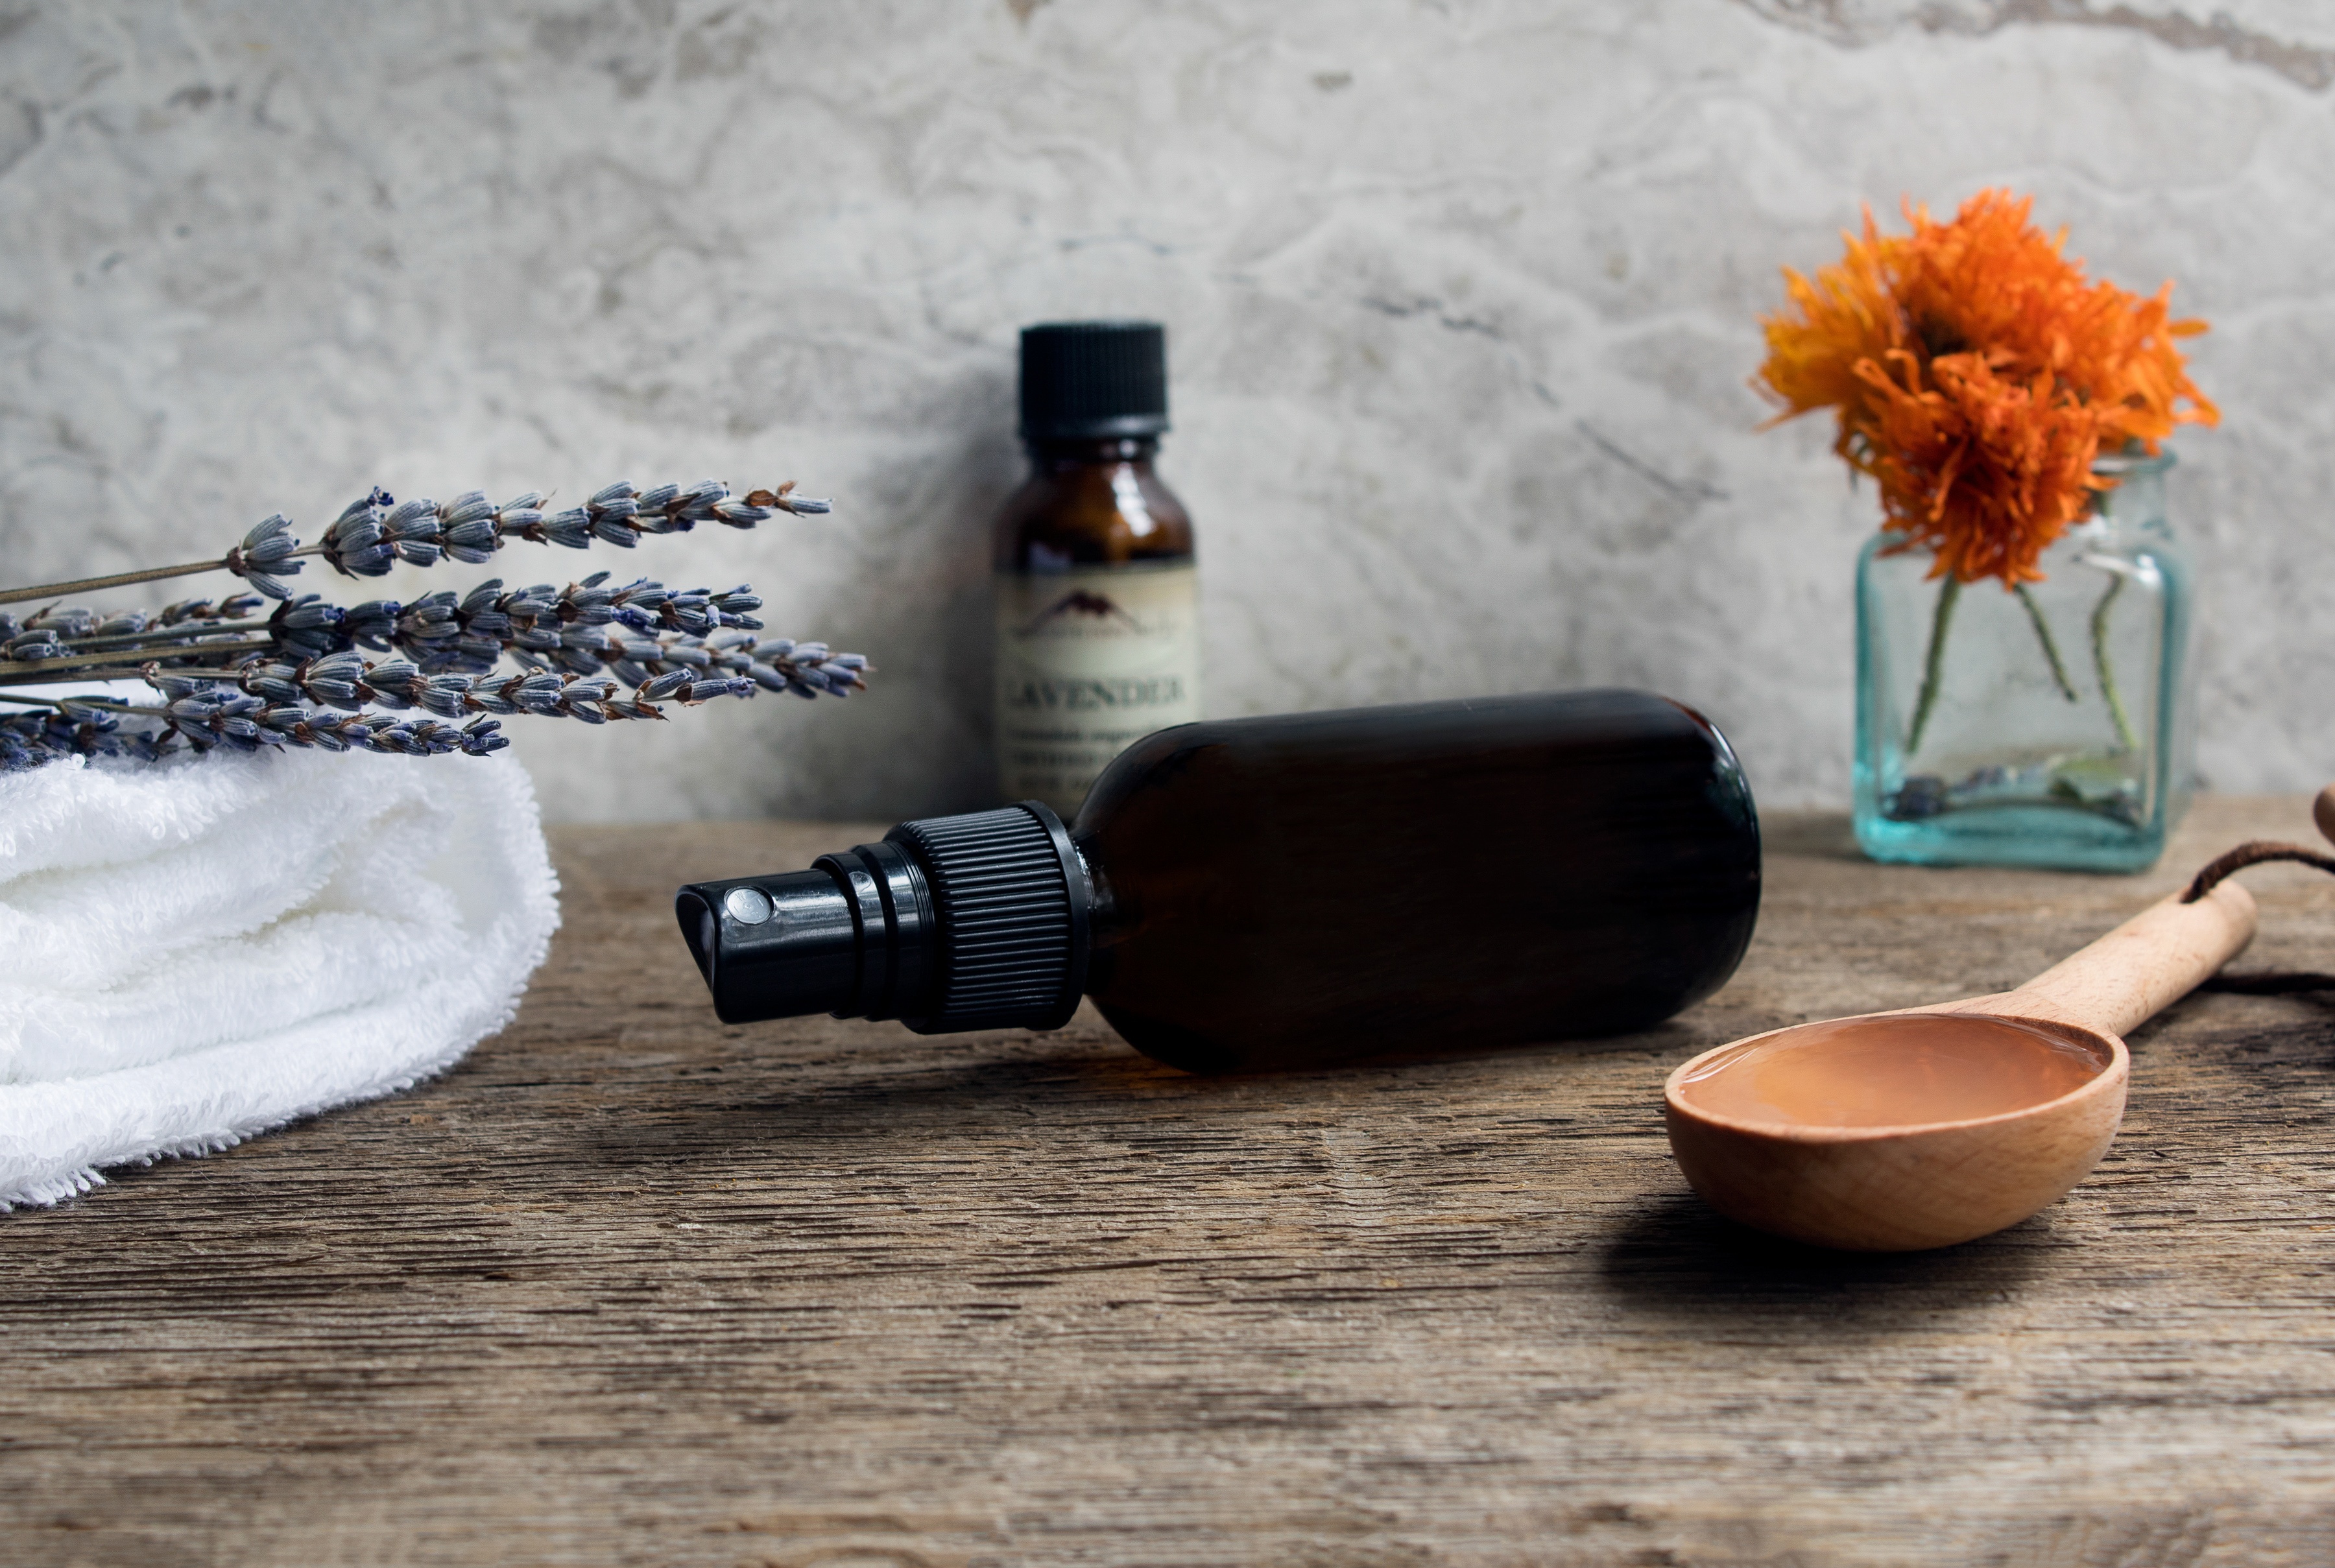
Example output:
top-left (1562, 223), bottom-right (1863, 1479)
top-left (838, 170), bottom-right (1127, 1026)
top-left (2090, 572), bottom-right (2137, 752)
top-left (1907, 574), bottom-right (1961, 755)
top-left (2014, 583), bottom-right (2080, 702)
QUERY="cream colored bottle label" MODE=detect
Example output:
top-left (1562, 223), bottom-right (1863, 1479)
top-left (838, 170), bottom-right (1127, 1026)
top-left (996, 562), bottom-right (1201, 817)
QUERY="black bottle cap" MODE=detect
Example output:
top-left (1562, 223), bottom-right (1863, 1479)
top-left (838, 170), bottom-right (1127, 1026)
top-left (675, 803), bottom-right (1091, 1033)
top-left (1019, 320), bottom-right (1169, 442)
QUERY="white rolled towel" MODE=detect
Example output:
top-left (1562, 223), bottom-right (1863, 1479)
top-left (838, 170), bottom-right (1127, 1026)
top-left (0, 745), bottom-right (559, 1207)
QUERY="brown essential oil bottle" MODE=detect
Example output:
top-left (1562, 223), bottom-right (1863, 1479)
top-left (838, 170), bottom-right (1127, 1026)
top-left (677, 689), bottom-right (1761, 1074)
top-left (993, 320), bottom-right (1199, 819)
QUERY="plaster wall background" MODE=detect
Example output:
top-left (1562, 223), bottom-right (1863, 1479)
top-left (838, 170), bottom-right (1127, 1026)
top-left (2, 0), bottom-right (2331, 822)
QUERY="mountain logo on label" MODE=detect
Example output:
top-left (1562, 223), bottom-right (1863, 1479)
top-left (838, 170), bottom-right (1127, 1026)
top-left (1021, 589), bottom-right (1141, 635)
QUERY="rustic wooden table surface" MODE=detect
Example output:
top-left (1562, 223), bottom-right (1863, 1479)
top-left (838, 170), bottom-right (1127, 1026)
top-left (10, 799), bottom-right (2335, 1566)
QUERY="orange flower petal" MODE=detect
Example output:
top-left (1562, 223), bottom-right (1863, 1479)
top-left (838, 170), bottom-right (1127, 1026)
top-left (1754, 189), bottom-right (2213, 586)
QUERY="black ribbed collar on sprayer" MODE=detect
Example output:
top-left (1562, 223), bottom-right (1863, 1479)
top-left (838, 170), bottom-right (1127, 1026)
top-left (677, 802), bottom-right (1090, 1034)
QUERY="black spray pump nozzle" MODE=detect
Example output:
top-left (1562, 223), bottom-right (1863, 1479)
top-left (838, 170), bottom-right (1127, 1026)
top-left (677, 802), bottom-right (1092, 1034)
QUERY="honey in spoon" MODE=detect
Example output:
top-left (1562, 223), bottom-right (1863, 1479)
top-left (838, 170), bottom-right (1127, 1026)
top-left (1671, 1012), bottom-right (2109, 1130)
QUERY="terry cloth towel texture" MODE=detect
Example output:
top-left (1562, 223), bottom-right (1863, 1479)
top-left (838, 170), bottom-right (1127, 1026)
top-left (0, 747), bottom-right (558, 1208)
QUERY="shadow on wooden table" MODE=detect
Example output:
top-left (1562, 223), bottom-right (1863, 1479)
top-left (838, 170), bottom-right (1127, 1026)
top-left (1756, 811), bottom-right (1867, 863)
top-left (1597, 1190), bottom-right (2052, 1324)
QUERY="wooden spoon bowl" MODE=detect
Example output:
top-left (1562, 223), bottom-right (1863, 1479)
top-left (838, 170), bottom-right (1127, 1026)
top-left (1666, 1013), bottom-right (2126, 1251)
top-left (1664, 881), bottom-right (2257, 1252)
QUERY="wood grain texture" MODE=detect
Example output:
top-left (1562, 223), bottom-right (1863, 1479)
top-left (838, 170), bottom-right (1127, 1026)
top-left (9, 800), bottom-right (2335, 1566)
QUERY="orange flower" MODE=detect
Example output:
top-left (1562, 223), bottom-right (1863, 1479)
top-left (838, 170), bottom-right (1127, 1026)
top-left (1756, 190), bottom-right (2217, 586)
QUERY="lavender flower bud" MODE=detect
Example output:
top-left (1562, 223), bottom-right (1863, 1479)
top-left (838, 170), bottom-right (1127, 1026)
top-left (343, 600), bottom-right (399, 649)
top-left (509, 672), bottom-right (568, 714)
top-left (301, 652), bottom-right (367, 709)
top-left (444, 519), bottom-right (499, 564)
top-left (397, 592), bottom-right (461, 645)
top-left (544, 508), bottom-right (593, 549)
top-left (440, 492), bottom-right (496, 527)
top-left (27, 606), bottom-right (94, 635)
top-left (243, 664), bottom-right (303, 703)
top-left (365, 659), bottom-right (421, 706)
top-left (416, 674), bottom-right (474, 718)
top-left (320, 496), bottom-right (394, 576)
top-left (228, 513), bottom-right (304, 598)
top-left (380, 499), bottom-right (444, 567)
top-left (277, 597), bottom-right (340, 630)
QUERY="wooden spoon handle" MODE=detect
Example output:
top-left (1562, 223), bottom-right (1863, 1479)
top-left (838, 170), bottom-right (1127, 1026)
top-left (1948, 881), bottom-right (2258, 1038)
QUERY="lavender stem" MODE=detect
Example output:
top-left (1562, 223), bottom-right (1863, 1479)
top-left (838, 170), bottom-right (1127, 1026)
top-left (0, 559), bottom-right (234, 606)
top-left (0, 637), bottom-right (276, 681)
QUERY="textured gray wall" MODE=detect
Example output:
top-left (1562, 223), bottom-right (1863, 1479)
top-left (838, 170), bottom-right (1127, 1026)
top-left (3, 1), bottom-right (2332, 821)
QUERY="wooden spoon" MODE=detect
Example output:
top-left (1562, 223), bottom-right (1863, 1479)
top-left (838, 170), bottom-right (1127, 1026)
top-left (1663, 881), bottom-right (2258, 1252)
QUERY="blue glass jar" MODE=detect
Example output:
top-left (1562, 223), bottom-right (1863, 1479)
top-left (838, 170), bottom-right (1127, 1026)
top-left (1853, 450), bottom-right (2194, 872)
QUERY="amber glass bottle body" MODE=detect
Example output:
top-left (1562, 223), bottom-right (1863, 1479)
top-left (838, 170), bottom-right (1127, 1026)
top-left (995, 436), bottom-right (1193, 571)
top-left (1070, 690), bottom-right (1762, 1073)
top-left (994, 437), bottom-right (1201, 818)
top-left (994, 320), bottom-right (1201, 818)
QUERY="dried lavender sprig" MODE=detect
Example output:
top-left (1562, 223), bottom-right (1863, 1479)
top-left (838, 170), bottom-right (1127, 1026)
top-left (351, 573), bottom-right (769, 674)
top-left (0, 571), bottom-right (822, 697)
top-left (0, 516), bottom-right (315, 607)
top-left (315, 479), bottom-right (828, 579)
top-left (0, 637), bottom-right (276, 682)
top-left (0, 705), bottom-right (169, 770)
top-left (0, 596), bottom-right (253, 654)
top-left (29, 602), bottom-right (270, 653)
top-left (0, 628), bottom-right (831, 769)
top-left (0, 479), bottom-right (833, 606)
top-left (116, 685), bottom-right (511, 757)
top-left (0, 613), bottom-right (868, 711)
top-left (167, 653), bottom-right (761, 728)
top-left (5, 686), bottom-right (500, 758)
top-left (2, 572), bottom-right (772, 678)
top-left (596, 630), bottom-right (870, 702)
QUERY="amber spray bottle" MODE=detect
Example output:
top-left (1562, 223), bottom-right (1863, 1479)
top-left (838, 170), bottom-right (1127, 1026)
top-left (677, 690), bottom-right (1762, 1075)
top-left (992, 321), bottom-right (1199, 819)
